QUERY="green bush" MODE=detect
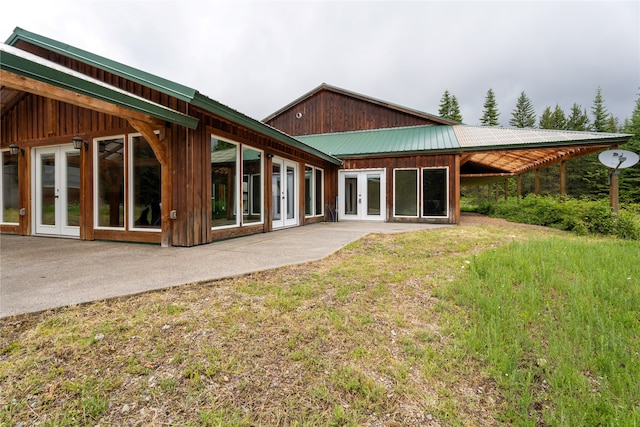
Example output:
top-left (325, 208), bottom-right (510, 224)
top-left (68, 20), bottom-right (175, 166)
top-left (483, 195), bottom-right (640, 240)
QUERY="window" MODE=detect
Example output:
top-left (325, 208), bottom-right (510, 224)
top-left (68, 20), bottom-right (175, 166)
top-left (95, 136), bottom-right (125, 228)
top-left (130, 135), bottom-right (161, 229)
top-left (1, 151), bottom-right (19, 224)
top-left (242, 146), bottom-right (263, 224)
top-left (211, 137), bottom-right (263, 228)
top-left (394, 169), bottom-right (418, 217)
top-left (305, 165), bottom-right (324, 217)
top-left (211, 137), bottom-right (239, 228)
top-left (422, 168), bottom-right (448, 217)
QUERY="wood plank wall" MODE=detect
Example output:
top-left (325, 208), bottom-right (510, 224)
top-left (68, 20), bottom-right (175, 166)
top-left (342, 153), bottom-right (459, 224)
top-left (2, 40), bottom-right (340, 246)
top-left (265, 90), bottom-right (440, 136)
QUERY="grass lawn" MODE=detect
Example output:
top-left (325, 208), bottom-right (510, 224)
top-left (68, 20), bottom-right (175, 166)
top-left (1, 222), bottom-right (638, 426)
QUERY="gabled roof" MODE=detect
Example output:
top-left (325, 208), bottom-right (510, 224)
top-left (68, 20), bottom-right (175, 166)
top-left (4, 27), bottom-right (342, 166)
top-left (263, 83), bottom-right (460, 125)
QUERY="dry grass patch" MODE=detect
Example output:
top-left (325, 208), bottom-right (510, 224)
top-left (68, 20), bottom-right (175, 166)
top-left (1, 224), bottom-right (558, 426)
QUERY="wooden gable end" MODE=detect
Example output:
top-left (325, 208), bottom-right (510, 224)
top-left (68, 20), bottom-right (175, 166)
top-left (265, 87), bottom-right (444, 136)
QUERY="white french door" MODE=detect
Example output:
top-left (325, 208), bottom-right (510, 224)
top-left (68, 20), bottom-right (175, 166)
top-left (34, 145), bottom-right (80, 237)
top-left (338, 169), bottom-right (386, 221)
top-left (272, 157), bottom-right (298, 229)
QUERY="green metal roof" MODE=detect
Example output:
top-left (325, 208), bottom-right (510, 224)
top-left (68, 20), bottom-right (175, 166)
top-left (6, 27), bottom-right (197, 102)
top-left (297, 125), bottom-right (460, 157)
top-left (0, 44), bottom-right (199, 129)
top-left (5, 27), bottom-right (342, 166)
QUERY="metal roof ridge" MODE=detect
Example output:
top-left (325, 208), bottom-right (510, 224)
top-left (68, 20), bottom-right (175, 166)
top-left (6, 27), bottom-right (198, 103)
top-left (301, 124), bottom-right (443, 138)
top-left (455, 124), bottom-right (633, 138)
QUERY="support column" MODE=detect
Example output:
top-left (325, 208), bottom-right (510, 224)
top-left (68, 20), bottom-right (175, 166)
top-left (559, 161), bottom-right (567, 195)
top-left (610, 170), bottom-right (620, 215)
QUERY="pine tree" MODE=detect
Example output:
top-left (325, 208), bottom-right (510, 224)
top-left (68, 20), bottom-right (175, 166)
top-left (438, 90), bottom-right (451, 118)
top-left (620, 90), bottom-right (640, 203)
top-left (509, 91), bottom-right (536, 128)
top-left (591, 86), bottom-right (610, 132)
top-left (438, 90), bottom-right (463, 122)
top-left (449, 95), bottom-right (463, 122)
top-left (480, 88), bottom-right (500, 126)
top-left (566, 104), bottom-right (590, 131)
top-left (539, 106), bottom-right (554, 129)
top-left (551, 105), bottom-right (567, 130)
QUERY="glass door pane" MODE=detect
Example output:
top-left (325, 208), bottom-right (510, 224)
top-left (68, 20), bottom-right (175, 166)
top-left (272, 162), bottom-right (281, 221)
top-left (65, 151), bottom-right (81, 227)
top-left (40, 153), bottom-right (56, 226)
top-left (366, 174), bottom-right (381, 215)
top-left (286, 165), bottom-right (295, 220)
top-left (344, 176), bottom-right (358, 215)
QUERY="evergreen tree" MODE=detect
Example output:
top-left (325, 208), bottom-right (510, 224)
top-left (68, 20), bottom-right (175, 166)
top-left (509, 91), bottom-right (536, 128)
top-left (449, 95), bottom-right (463, 122)
top-left (606, 114), bottom-right (618, 133)
top-left (539, 106), bottom-right (554, 129)
top-left (591, 86), bottom-right (610, 132)
top-left (551, 105), bottom-right (567, 130)
top-left (566, 103), bottom-right (590, 131)
top-left (438, 90), bottom-right (463, 122)
top-left (480, 88), bottom-right (500, 126)
top-left (438, 90), bottom-right (452, 118)
top-left (620, 90), bottom-right (640, 203)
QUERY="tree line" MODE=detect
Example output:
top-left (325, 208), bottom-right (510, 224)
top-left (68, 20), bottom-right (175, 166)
top-left (439, 87), bottom-right (640, 203)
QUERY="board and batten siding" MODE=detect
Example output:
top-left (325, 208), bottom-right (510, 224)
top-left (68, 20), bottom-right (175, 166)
top-left (341, 154), bottom-right (460, 224)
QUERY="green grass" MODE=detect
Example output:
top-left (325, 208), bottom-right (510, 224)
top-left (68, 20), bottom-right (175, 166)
top-left (1, 223), bottom-right (638, 425)
top-left (439, 237), bottom-right (640, 426)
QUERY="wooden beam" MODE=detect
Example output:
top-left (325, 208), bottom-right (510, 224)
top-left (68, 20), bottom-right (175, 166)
top-left (1, 70), bottom-right (165, 128)
top-left (559, 160), bottom-right (567, 195)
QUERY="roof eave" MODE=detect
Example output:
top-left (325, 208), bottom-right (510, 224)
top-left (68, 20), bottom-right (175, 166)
top-left (1, 44), bottom-right (198, 129)
top-left (6, 27), bottom-right (197, 103)
top-left (459, 136), bottom-right (631, 152)
top-left (192, 93), bottom-right (342, 166)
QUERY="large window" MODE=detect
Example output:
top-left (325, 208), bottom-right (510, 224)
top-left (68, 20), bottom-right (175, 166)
top-left (394, 169), bottom-right (418, 217)
top-left (1, 151), bottom-right (19, 224)
top-left (130, 135), bottom-right (161, 229)
top-left (242, 146), bottom-right (263, 224)
top-left (305, 165), bottom-right (324, 217)
top-left (211, 136), bottom-right (264, 229)
top-left (95, 137), bottom-right (125, 228)
top-left (422, 168), bottom-right (448, 217)
top-left (211, 138), bottom-right (239, 228)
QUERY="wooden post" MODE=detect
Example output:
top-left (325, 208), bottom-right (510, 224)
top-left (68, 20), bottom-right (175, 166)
top-left (559, 161), bottom-right (567, 195)
top-left (610, 170), bottom-right (620, 215)
top-left (534, 169), bottom-right (540, 195)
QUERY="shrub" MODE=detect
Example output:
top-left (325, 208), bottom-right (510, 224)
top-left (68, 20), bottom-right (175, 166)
top-left (482, 196), bottom-right (639, 240)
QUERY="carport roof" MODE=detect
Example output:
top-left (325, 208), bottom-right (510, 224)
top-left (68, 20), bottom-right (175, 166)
top-left (297, 125), bottom-right (632, 175)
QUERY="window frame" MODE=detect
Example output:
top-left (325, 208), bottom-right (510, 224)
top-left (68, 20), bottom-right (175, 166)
top-left (304, 165), bottom-right (324, 218)
top-left (93, 135), bottom-right (127, 230)
top-left (421, 167), bottom-right (449, 218)
top-left (393, 168), bottom-right (419, 218)
top-left (0, 150), bottom-right (20, 225)
top-left (128, 132), bottom-right (162, 233)
top-left (211, 134), bottom-right (264, 230)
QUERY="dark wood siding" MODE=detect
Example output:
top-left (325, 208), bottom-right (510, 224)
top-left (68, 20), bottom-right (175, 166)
top-left (265, 89), bottom-right (442, 136)
top-left (341, 154), bottom-right (459, 224)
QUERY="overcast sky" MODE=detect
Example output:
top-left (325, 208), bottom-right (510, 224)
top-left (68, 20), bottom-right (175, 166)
top-left (3, 1), bottom-right (639, 127)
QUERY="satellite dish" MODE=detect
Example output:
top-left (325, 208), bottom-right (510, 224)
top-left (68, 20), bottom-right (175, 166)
top-left (598, 150), bottom-right (639, 170)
